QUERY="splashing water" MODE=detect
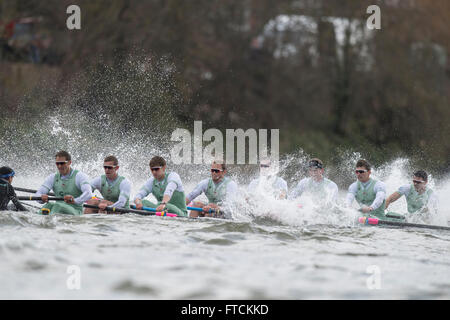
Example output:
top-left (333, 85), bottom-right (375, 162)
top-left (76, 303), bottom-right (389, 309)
top-left (1, 58), bottom-right (450, 300)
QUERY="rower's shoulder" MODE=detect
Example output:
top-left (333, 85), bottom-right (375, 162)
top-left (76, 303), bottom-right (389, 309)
top-left (325, 178), bottom-right (338, 188)
top-left (297, 177), bottom-right (309, 185)
top-left (227, 178), bottom-right (238, 187)
top-left (167, 171), bottom-right (182, 180)
top-left (276, 176), bottom-right (287, 183)
top-left (348, 181), bottom-right (358, 191)
top-left (74, 170), bottom-right (90, 181)
top-left (119, 176), bottom-right (132, 186)
top-left (374, 180), bottom-right (386, 189)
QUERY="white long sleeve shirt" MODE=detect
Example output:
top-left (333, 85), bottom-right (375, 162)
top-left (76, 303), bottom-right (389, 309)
top-left (90, 176), bottom-right (131, 208)
top-left (35, 170), bottom-right (92, 205)
top-left (346, 180), bottom-right (386, 210)
top-left (133, 172), bottom-right (184, 201)
top-left (186, 178), bottom-right (238, 203)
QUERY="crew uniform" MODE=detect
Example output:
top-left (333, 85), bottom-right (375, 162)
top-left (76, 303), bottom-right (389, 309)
top-left (289, 177), bottom-right (338, 205)
top-left (346, 179), bottom-right (386, 219)
top-left (90, 175), bottom-right (131, 209)
top-left (397, 184), bottom-right (438, 214)
top-left (186, 177), bottom-right (238, 218)
top-left (35, 169), bottom-right (92, 215)
top-left (134, 172), bottom-right (188, 216)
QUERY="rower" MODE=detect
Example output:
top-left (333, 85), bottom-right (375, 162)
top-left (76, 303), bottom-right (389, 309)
top-left (289, 158), bottom-right (338, 207)
top-left (185, 160), bottom-right (238, 218)
top-left (346, 159), bottom-right (386, 219)
top-left (133, 156), bottom-right (188, 216)
top-left (248, 158), bottom-right (287, 199)
top-left (0, 166), bottom-right (27, 211)
top-left (34, 150), bottom-right (92, 215)
top-left (385, 170), bottom-right (438, 215)
top-left (84, 155), bottom-right (132, 214)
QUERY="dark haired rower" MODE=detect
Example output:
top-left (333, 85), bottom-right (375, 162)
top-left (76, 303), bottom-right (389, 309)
top-left (133, 156), bottom-right (188, 216)
top-left (289, 158), bottom-right (338, 207)
top-left (0, 166), bottom-right (27, 211)
top-left (385, 170), bottom-right (438, 215)
top-left (34, 150), bottom-right (92, 215)
top-left (85, 155), bottom-right (132, 214)
top-left (346, 159), bottom-right (386, 219)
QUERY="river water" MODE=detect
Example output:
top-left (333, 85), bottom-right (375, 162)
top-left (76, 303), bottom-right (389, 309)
top-left (1, 173), bottom-right (449, 300)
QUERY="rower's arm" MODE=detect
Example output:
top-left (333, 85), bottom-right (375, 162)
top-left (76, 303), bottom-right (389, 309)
top-left (327, 182), bottom-right (339, 205)
top-left (186, 179), bottom-right (208, 203)
top-left (89, 177), bottom-right (102, 192)
top-left (133, 178), bottom-right (154, 203)
top-left (345, 182), bottom-right (357, 207)
top-left (428, 192), bottom-right (439, 215)
top-left (74, 182), bottom-right (93, 205)
top-left (8, 186), bottom-right (27, 211)
top-left (288, 179), bottom-right (307, 200)
top-left (163, 172), bottom-right (183, 200)
top-left (35, 174), bottom-right (55, 197)
top-left (161, 194), bottom-right (171, 204)
top-left (385, 192), bottom-right (402, 209)
top-left (112, 179), bottom-right (131, 208)
top-left (276, 178), bottom-right (288, 200)
top-left (370, 181), bottom-right (387, 211)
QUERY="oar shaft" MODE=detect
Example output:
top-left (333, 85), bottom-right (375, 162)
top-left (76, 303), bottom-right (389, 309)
top-left (14, 187), bottom-right (55, 196)
top-left (83, 204), bottom-right (152, 215)
top-left (17, 196), bottom-right (65, 201)
top-left (187, 206), bottom-right (216, 213)
top-left (359, 217), bottom-right (450, 231)
top-left (130, 204), bottom-right (178, 217)
top-left (83, 204), bottom-right (178, 217)
top-left (131, 204), bottom-right (215, 214)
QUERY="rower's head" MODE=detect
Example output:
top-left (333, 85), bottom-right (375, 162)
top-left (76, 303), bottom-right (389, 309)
top-left (149, 156), bottom-right (166, 180)
top-left (55, 150), bottom-right (72, 176)
top-left (355, 159), bottom-right (371, 183)
top-left (103, 155), bottom-right (119, 180)
top-left (412, 170), bottom-right (428, 192)
top-left (210, 160), bottom-right (226, 183)
top-left (0, 166), bottom-right (15, 183)
top-left (259, 157), bottom-right (278, 176)
top-left (307, 158), bottom-right (324, 181)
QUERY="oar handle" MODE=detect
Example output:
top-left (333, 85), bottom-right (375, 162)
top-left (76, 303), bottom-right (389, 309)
top-left (17, 196), bottom-right (65, 201)
top-left (14, 187), bottom-right (55, 196)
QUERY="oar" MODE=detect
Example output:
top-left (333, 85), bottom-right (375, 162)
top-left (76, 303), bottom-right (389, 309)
top-left (131, 204), bottom-right (215, 213)
top-left (359, 217), bottom-right (450, 231)
top-left (21, 202), bottom-right (43, 210)
top-left (130, 204), bottom-right (219, 216)
top-left (17, 196), bottom-right (65, 201)
top-left (187, 206), bottom-right (217, 214)
top-left (14, 187), bottom-right (55, 196)
top-left (83, 204), bottom-right (179, 217)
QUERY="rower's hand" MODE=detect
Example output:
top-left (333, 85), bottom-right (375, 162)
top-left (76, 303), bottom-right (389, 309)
top-left (156, 203), bottom-right (166, 212)
top-left (41, 194), bottom-right (49, 203)
top-left (203, 205), bottom-right (213, 213)
top-left (135, 200), bottom-right (143, 210)
top-left (98, 202), bottom-right (108, 210)
top-left (64, 195), bottom-right (75, 204)
top-left (361, 206), bottom-right (373, 213)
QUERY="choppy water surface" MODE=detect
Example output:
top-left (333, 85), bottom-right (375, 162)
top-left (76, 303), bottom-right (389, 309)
top-left (2, 58), bottom-right (449, 300)
top-left (1, 181), bottom-right (449, 299)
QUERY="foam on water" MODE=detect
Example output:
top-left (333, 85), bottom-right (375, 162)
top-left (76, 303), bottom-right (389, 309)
top-left (1, 58), bottom-right (450, 299)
